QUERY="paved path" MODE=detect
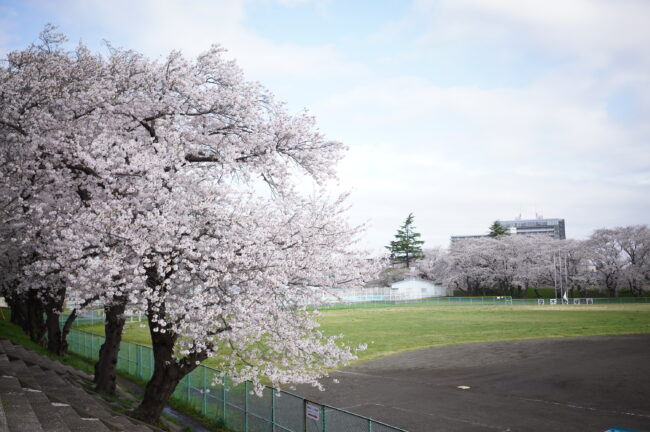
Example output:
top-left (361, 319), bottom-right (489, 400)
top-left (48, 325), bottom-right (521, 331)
top-left (294, 334), bottom-right (650, 432)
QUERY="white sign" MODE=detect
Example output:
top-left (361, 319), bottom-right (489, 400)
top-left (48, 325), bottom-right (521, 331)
top-left (538, 299), bottom-right (545, 305)
top-left (550, 299), bottom-right (557, 305)
top-left (573, 299), bottom-right (581, 305)
top-left (306, 403), bottom-right (320, 421)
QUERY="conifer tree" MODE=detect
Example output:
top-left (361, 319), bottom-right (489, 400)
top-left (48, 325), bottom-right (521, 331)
top-left (488, 221), bottom-right (509, 238)
top-left (386, 213), bottom-right (425, 268)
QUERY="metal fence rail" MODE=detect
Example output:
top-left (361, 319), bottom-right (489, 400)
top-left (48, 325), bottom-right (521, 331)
top-left (65, 327), bottom-right (408, 432)
top-left (318, 296), bottom-right (650, 310)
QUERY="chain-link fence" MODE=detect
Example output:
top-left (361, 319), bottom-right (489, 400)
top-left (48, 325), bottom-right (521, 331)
top-left (319, 295), bottom-right (650, 310)
top-left (66, 327), bottom-right (408, 432)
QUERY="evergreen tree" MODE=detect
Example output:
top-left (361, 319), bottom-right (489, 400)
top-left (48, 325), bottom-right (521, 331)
top-left (386, 213), bottom-right (425, 268)
top-left (488, 221), bottom-right (509, 238)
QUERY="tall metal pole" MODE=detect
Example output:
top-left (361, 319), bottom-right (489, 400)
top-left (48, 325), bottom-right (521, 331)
top-left (553, 254), bottom-right (558, 299)
top-left (564, 254), bottom-right (569, 301)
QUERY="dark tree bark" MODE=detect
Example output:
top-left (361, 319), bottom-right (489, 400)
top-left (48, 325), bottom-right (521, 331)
top-left (130, 299), bottom-right (207, 424)
top-left (94, 298), bottom-right (127, 395)
top-left (6, 289), bottom-right (30, 332)
top-left (7, 289), bottom-right (46, 343)
top-left (43, 286), bottom-right (76, 356)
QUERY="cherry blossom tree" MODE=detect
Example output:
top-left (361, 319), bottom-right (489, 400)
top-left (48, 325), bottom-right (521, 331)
top-left (2, 27), bottom-right (374, 421)
top-left (616, 225), bottom-right (650, 297)
top-left (587, 228), bottom-right (624, 297)
top-left (416, 247), bottom-right (450, 283)
top-left (0, 26), bottom-right (107, 352)
top-left (587, 226), bottom-right (650, 297)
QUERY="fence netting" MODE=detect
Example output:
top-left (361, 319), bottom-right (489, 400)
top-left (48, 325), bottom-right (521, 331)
top-left (65, 324), bottom-right (408, 432)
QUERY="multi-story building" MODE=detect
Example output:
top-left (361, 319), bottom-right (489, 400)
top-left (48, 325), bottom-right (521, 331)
top-left (451, 217), bottom-right (566, 243)
top-left (498, 218), bottom-right (565, 240)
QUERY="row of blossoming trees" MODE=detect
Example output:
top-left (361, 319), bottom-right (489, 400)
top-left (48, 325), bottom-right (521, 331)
top-left (417, 226), bottom-right (650, 298)
top-left (0, 27), bottom-right (375, 423)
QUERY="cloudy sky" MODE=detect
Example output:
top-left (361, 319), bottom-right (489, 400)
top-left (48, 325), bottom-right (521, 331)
top-left (1, 0), bottom-right (649, 251)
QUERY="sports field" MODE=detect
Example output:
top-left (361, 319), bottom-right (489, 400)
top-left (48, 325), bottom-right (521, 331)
top-left (77, 303), bottom-right (650, 364)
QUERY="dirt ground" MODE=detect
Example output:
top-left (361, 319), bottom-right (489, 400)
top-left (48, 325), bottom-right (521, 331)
top-left (294, 334), bottom-right (650, 432)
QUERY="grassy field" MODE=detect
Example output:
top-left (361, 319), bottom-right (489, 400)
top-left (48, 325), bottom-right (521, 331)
top-left (76, 303), bottom-right (650, 365)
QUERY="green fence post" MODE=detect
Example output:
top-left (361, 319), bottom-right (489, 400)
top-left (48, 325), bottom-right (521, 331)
top-left (223, 377), bottom-right (227, 428)
top-left (187, 373), bottom-right (191, 403)
top-left (321, 405), bottom-right (326, 432)
top-left (271, 389), bottom-right (276, 432)
top-left (136, 345), bottom-right (141, 378)
top-left (202, 367), bottom-right (207, 415)
top-left (244, 381), bottom-right (249, 432)
top-left (369, 420), bottom-right (372, 432)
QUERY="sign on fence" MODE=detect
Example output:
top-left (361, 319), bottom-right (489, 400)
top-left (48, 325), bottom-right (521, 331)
top-left (306, 402), bottom-right (321, 421)
top-left (538, 299), bottom-right (545, 305)
top-left (550, 299), bottom-right (557, 305)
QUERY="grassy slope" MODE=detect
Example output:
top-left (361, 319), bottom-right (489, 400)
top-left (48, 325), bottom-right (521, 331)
top-left (0, 318), bottom-right (95, 374)
top-left (76, 304), bottom-right (650, 365)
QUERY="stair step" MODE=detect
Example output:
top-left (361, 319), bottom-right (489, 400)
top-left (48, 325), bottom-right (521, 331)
top-left (56, 403), bottom-right (112, 432)
top-left (0, 397), bottom-right (7, 432)
top-left (37, 372), bottom-right (69, 391)
top-left (5, 359), bottom-right (29, 376)
top-left (129, 422), bottom-right (154, 432)
top-left (23, 390), bottom-right (72, 432)
top-left (0, 355), bottom-right (11, 376)
top-left (0, 339), bottom-right (157, 431)
top-left (0, 375), bottom-right (22, 392)
top-left (28, 364), bottom-right (47, 377)
top-left (0, 340), bottom-right (15, 355)
top-left (18, 375), bottom-right (42, 391)
top-left (0, 389), bottom-right (45, 432)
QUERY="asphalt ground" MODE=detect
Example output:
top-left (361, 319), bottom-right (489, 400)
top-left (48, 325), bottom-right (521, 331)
top-left (294, 334), bottom-right (650, 432)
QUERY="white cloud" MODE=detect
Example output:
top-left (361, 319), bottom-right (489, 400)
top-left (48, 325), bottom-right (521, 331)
top-left (32, 0), bottom-right (366, 82)
top-left (314, 71), bottom-right (649, 249)
top-left (5, 0), bottom-right (648, 250)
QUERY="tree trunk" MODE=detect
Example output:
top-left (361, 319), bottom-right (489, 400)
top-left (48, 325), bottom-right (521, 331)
top-left (94, 299), bottom-right (127, 395)
top-left (7, 290), bottom-right (30, 333)
top-left (29, 291), bottom-right (46, 344)
top-left (131, 326), bottom-right (205, 423)
top-left (13, 289), bottom-right (47, 344)
top-left (131, 298), bottom-right (207, 424)
top-left (131, 350), bottom-right (183, 423)
top-left (43, 286), bottom-right (76, 356)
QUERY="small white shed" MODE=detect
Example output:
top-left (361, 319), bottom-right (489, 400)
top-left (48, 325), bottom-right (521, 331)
top-left (390, 279), bottom-right (446, 299)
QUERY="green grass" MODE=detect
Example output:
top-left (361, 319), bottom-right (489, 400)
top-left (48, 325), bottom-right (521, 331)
top-left (76, 303), bottom-right (650, 365)
top-left (0, 318), bottom-right (95, 374)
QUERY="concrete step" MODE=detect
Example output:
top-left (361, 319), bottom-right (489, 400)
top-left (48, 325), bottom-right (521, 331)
top-left (55, 403), bottom-right (112, 432)
top-left (23, 389), bottom-right (72, 432)
top-left (0, 341), bottom-right (15, 356)
top-left (0, 388), bottom-right (45, 432)
top-left (0, 375), bottom-right (22, 393)
top-left (18, 373), bottom-right (42, 391)
top-left (0, 355), bottom-right (12, 376)
top-left (37, 369), bottom-right (70, 389)
top-left (0, 339), bottom-right (155, 431)
top-left (0, 398), bottom-right (8, 432)
top-left (28, 364), bottom-right (47, 377)
top-left (2, 358), bottom-right (29, 376)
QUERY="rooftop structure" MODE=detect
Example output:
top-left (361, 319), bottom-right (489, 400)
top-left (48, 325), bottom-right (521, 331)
top-left (498, 218), bottom-right (566, 240)
top-left (451, 217), bottom-right (566, 243)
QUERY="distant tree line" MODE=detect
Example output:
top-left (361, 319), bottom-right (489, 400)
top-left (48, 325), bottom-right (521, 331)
top-left (415, 225), bottom-right (650, 298)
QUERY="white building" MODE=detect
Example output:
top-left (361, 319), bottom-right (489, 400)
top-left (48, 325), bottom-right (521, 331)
top-left (390, 279), bottom-right (446, 299)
